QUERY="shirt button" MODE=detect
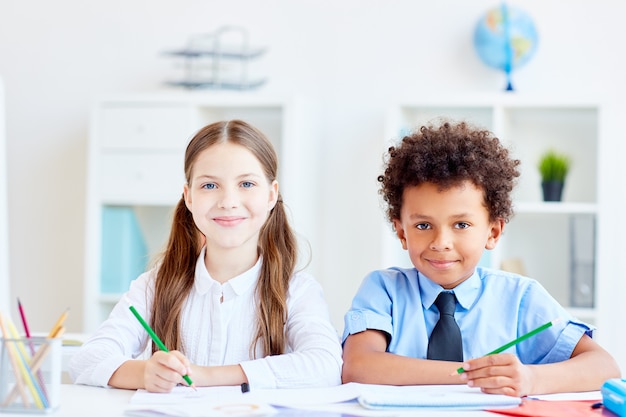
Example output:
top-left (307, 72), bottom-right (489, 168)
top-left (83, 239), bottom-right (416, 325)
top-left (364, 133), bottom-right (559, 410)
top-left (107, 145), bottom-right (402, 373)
top-left (351, 313), bottom-right (360, 320)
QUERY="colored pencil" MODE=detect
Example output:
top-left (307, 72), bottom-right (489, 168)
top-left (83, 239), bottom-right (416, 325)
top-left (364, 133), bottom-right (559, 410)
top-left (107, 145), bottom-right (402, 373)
top-left (129, 306), bottom-right (195, 389)
top-left (17, 299), bottom-right (31, 338)
top-left (0, 313), bottom-right (30, 407)
top-left (454, 318), bottom-right (561, 375)
top-left (5, 317), bottom-right (48, 408)
top-left (6, 310), bottom-right (66, 407)
top-left (17, 298), bottom-right (50, 403)
top-left (47, 308), bottom-right (69, 339)
top-left (4, 327), bottom-right (65, 406)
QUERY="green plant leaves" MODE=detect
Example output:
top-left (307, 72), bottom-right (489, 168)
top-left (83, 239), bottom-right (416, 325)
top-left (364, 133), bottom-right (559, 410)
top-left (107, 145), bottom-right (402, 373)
top-left (538, 150), bottom-right (570, 183)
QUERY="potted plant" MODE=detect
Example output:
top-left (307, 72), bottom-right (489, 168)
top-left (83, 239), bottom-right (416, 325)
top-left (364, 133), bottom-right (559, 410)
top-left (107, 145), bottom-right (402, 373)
top-left (538, 149), bottom-right (570, 202)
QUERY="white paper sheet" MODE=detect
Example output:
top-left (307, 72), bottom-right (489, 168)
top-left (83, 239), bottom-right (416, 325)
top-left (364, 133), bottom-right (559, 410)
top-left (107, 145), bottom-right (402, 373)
top-left (127, 383), bottom-right (364, 417)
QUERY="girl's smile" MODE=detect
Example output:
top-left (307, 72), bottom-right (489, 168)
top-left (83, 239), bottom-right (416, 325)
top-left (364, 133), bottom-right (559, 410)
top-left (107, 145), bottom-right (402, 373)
top-left (213, 216), bottom-right (246, 227)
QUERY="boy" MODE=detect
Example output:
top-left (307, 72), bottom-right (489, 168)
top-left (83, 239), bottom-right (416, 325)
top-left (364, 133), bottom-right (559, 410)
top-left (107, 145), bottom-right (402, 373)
top-left (341, 121), bottom-right (620, 397)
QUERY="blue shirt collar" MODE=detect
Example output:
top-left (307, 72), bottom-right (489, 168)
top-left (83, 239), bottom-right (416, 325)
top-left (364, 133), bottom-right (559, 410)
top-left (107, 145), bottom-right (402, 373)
top-left (419, 269), bottom-right (481, 311)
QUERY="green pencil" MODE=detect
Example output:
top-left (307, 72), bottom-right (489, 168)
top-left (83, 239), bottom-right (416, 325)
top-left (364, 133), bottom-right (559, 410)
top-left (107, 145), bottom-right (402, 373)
top-left (129, 306), bottom-right (195, 388)
top-left (455, 318), bottom-right (561, 375)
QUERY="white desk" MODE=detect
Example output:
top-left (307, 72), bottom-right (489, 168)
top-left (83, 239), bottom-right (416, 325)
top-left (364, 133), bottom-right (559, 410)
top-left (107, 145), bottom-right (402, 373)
top-left (0, 384), bottom-right (602, 417)
top-left (1, 385), bottom-right (133, 417)
top-left (56, 333), bottom-right (89, 383)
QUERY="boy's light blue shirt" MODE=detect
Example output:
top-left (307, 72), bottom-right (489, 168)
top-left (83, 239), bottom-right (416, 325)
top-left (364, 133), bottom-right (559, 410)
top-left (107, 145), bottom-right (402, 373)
top-left (342, 266), bottom-right (592, 364)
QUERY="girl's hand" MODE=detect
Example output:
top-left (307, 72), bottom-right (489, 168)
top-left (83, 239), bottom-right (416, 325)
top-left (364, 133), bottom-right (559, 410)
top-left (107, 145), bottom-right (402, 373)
top-left (144, 350), bottom-right (193, 393)
top-left (458, 353), bottom-right (535, 397)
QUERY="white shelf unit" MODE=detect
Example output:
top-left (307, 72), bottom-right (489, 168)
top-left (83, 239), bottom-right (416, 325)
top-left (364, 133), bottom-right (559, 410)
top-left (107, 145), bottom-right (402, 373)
top-left (382, 94), bottom-right (604, 325)
top-left (83, 93), bottom-right (316, 333)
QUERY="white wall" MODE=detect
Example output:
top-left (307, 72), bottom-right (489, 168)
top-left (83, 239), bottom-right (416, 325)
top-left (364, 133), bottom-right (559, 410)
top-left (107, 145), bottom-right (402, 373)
top-left (1, 1), bottom-right (625, 371)
top-left (0, 77), bottom-right (9, 314)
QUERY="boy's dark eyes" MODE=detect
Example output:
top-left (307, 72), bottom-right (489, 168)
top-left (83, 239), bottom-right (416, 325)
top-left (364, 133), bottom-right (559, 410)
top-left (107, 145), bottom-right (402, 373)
top-left (414, 222), bottom-right (470, 230)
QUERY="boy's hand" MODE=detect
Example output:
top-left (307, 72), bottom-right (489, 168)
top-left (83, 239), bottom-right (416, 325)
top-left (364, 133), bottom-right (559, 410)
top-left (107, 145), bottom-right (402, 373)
top-left (458, 353), bottom-right (535, 397)
top-left (144, 350), bottom-right (193, 392)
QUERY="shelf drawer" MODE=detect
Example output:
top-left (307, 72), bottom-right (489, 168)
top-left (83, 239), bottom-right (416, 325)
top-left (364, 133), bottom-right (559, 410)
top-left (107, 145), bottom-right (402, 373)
top-left (99, 105), bottom-right (192, 150)
top-left (99, 152), bottom-right (185, 204)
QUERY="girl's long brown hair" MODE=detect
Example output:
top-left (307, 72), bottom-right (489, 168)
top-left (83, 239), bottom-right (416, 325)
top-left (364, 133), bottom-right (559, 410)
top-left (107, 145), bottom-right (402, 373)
top-left (150, 120), bottom-right (297, 357)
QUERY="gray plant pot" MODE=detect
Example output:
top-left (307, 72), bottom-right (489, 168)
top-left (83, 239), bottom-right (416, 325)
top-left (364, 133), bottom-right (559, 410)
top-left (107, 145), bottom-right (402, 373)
top-left (541, 181), bottom-right (564, 202)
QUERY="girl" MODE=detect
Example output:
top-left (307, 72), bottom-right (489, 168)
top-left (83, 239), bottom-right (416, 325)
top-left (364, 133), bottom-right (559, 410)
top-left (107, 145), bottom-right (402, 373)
top-left (70, 120), bottom-right (342, 392)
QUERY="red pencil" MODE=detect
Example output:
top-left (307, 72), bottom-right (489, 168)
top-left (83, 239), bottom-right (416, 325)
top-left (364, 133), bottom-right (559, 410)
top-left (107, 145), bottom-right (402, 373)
top-left (17, 298), bottom-right (32, 338)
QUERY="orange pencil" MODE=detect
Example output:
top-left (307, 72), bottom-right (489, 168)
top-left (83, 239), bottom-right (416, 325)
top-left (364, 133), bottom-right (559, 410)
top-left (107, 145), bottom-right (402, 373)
top-left (47, 309), bottom-right (69, 339)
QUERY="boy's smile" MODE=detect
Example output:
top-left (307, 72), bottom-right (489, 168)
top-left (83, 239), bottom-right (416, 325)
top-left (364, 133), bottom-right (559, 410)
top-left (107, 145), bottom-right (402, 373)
top-left (393, 180), bottom-right (504, 289)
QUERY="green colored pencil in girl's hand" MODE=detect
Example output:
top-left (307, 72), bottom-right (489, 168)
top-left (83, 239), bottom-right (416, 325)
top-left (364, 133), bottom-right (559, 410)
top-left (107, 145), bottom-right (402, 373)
top-left (129, 305), bottom-right (196, 389)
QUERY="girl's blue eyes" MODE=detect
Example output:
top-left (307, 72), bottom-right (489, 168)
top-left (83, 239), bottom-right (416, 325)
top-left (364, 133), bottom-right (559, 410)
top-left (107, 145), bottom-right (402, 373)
top-left (201, 182), bottom-right (255, 190)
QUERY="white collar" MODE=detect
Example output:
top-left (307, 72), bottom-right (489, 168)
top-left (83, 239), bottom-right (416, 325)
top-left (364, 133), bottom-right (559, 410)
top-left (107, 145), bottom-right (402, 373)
top-left (193, 246), bottom-right (262, 298)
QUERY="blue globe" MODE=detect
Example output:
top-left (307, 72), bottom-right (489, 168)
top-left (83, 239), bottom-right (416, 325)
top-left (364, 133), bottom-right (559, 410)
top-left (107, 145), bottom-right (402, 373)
top-left (474, 4), bottom-right (539, 91)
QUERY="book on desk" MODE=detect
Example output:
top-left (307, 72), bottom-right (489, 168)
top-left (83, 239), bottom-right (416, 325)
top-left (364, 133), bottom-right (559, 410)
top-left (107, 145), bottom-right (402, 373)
top-left (36, 384), bottom-right (606, 417)
top-left (124, 383), bottom-right (532, 417)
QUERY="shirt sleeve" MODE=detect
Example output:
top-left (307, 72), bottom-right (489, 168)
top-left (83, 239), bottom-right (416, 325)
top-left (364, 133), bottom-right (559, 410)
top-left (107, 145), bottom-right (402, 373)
top-left (68, 270), bottom-right (154, 387)
top-left (516, 279), bottom-right (594, 364)
top-left (239, 273), bottom-right (342, 389)
top-left (342, 270), bottom-right (394, 342)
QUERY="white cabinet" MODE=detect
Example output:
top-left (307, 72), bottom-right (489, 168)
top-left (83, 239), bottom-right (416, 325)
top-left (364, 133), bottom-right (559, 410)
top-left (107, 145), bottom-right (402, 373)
top-left (83, 93), bottom-right (317, 333)
top-left (382, 94), bottom-right (604, 325)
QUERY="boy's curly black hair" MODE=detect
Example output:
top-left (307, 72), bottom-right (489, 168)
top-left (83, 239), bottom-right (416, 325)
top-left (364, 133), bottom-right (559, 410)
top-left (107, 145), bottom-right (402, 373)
top-left (378, 120), bottom-right (521, 224)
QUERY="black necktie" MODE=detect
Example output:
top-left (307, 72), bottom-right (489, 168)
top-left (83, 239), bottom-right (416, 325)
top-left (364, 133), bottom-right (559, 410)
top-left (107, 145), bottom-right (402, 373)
top-left (427, 292), bottom-right (463, 362)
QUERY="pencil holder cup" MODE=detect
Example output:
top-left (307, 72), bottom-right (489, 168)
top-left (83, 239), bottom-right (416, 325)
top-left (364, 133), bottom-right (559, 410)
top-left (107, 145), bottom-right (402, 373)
top-left (0, 337), bottom-right (61, 413)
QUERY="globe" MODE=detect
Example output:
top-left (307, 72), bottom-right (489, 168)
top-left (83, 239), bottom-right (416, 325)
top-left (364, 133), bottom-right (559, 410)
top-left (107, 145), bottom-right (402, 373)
top-left (474, 4), bottom-right (539, 91)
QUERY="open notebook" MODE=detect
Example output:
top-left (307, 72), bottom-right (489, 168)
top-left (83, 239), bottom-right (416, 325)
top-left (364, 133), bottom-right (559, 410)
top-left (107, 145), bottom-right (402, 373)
top-left (125, 383), bottom-right (523, 416)
top-left (357, 385), bottom-right (522, 410)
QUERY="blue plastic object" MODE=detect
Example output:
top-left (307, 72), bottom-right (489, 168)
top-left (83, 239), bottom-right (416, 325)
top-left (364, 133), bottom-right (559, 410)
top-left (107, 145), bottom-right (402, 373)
top-left (100, 206), bottom-right (147, 294)
top-left (602, 378), bottom-right (626, 417)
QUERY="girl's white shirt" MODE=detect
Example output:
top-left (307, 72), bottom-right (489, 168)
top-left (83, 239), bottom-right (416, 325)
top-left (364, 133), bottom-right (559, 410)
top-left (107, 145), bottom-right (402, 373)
top-left (69, 248), bottom-right (343, 389)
